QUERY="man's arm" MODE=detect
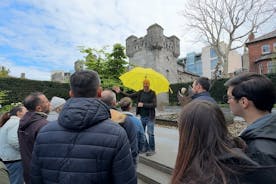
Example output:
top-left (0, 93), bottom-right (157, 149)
top-left (112, 86), bottom-right (138, 98)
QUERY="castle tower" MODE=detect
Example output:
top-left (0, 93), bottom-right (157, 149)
top-left (126, 23), bottom-right (180, 106)
top-left (126, 23), bottom-right (180, 84)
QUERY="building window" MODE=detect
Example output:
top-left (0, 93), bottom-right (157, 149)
top-left (262, 44), bottom-right (270, 54)
top-left (273, 42), bottom-right (276, 52)
top-left (210, 48), bottom-right (217, 58)
top-left (258, 63), bottom-right (264, 74)
top-left (268, 61), bottom-right (276, 73)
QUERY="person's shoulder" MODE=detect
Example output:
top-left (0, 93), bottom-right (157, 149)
top-left (150, 89), bottom-right (156, 94)
top-left (96, 118), bottom-right (126, 134)
top-left (38, 120), bottom-right (60, 133)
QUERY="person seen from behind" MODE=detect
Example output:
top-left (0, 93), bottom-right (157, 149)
top-left (31, 70), bottom-right (136, 184)
top-left (0, 105), bottom-right (27, 184)
top-left (18, 92), bottom-right (49, 184)
top-left (101, 90), bottom-right (138, 167)
top-left (113, 78), bottom-right (157, 156)
top-left (171, 100), bottom-right (276, 184)
top-left (47, 96), bottom-right (66, 121)
top-left (118, 97), bottom-right (147, 154)
top-left (225, 72), bottom-right (276, 166)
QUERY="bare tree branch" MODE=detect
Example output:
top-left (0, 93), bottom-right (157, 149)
top-left (182, 0), bottom-right (276, 79)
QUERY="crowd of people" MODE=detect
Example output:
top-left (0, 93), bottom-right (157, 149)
top-left (0, 70), bottom-right (275, 184)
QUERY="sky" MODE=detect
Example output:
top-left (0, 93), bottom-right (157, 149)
top-left (0, 0), bottom-right (275, 81)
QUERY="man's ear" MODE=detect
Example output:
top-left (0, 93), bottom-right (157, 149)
top-left (97, 86), bottom-right (103, 98)
top-left (35, 105), bottom-right (42, 112)
top-left (69, 90), bottom-right (74, 97)
top-left (240, 97), bottom-right (249, 108)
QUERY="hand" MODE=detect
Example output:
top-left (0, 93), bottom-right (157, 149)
top-left (112, 86), bottom-right (121, 93)
top-left (138, 102), bottom-right (144, 107)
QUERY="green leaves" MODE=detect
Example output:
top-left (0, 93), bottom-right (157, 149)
top-left (0, 66), bottom-right (10, 77)
top-left (79, 43), bottom-right (128, 88)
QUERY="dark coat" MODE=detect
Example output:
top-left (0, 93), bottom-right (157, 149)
top-left (240, 113), bottom-right (276, 166)
top-left (220, 148), bottom-right (276, 184)
top-left (191, 91), bottom-right (216, 103)
top-left (110, 109), bottom-right (138, 167)
top-left (18, 111), bottom-right (48, 184)
top-left (121, 90), bottom-right (156, 120)
top-left (179, 147), bottom-right (276, 184)
top-left (31, 98), bottom-right (137, 184)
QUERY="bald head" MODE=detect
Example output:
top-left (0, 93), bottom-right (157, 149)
top-left (101, 90), bottom-right (116, 107)
top-left (143, 79), bottom-right (150, 92)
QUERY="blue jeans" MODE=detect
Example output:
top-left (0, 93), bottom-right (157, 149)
top-left (137, 124), bottom-right (147, 152)
top-left (141, 116), bottom-right (155, 151)
top-left (6, 161), bottom-right (24, 184)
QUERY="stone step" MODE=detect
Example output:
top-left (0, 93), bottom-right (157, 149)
top-left (137, 125), bottom-right (177, 183)
top-left (137, 160), bottom-right (172, 184)
top-left (139, 156), bottom-right (173, 175)
top-left (138, 179), bottom-right (148, 184)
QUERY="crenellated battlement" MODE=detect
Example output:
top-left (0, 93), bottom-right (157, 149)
top-left (126, 24), bottom-right (180, 58)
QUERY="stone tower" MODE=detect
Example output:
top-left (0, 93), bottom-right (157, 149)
top-left (126, 23), bottom-right (180, 106)
top-left (126, 23), bottom-right (180, 83)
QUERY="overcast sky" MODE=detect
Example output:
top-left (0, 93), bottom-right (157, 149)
top-left (0, 0), bottom-right (275, 81)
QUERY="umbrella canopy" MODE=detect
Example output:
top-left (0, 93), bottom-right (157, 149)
top-left (119, 67), bottom-right (170, 94)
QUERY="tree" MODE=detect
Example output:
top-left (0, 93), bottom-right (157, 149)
top-left (106, 43), bottom-right (128, 80)
top-left (182, 0), bottom-right (276, 79)
top-left (79, 44), bottom-right (128, 87)
top-left (0, 66), bottom-right (10, 77)
top-left (79, 46), bottom-right (108, 76)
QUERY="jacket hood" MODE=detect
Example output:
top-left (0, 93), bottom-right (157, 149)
top-left (19, 111), bottom-right (47, 131)
top-left (58, 98), bottom-right (111, 130)
top-left (240, 113), bottom-right (276, 140)
top-left (110, 109), bottom-right (126, 124)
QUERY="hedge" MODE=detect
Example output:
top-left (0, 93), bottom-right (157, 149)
top-left (0, 77), bottom-right (70, 105)
top-left (1, 73), bottom-right (275, 106)
top-left (169, 73), bottom-right (276, 105)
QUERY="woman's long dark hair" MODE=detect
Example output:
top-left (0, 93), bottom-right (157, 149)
top-left (0, 105), bottom-right (24, 127)
top-left (171, 100), bottom-right (246, 184)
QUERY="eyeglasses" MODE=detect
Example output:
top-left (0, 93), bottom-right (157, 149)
top-left (223, 95), bottom-right (235, 103)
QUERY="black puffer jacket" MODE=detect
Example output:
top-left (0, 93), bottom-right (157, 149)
top-left (31, 98), bottom-right (137, 184)
top-left (240, 113), bottom-right (276, 166)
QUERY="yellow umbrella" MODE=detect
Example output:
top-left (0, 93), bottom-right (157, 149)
top-left (119, 67), bottom-right (170, 94)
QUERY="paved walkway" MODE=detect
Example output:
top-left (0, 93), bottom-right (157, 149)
top-left (140, 125), bottom-right (179, 168)
top-left (139, 106), bottom-right (276, 169)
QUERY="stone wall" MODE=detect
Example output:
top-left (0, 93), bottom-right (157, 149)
top-left (125, 23), bottom-right (196, 107)
top-left (126, 24), bottom-right (180, 84)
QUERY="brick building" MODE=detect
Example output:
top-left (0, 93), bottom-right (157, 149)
top-left (246, 30), bottom-right (276, 74)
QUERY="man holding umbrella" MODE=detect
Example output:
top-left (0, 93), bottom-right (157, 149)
top-left (113, 79), bottom-right (157, 156)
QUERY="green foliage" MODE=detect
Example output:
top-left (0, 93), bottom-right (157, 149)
top-left (0, 66), bottom-right (10, 77)
top-left (105, 43), bottom-right (128, 78)
top-left (79, 44), bottom-right (128, 87)
top-left (0, 90), bottom-right (8, 105)
top-left (0, 77), bottom-right (70, 106)
top-left (80, 46), bottom-right (108, 76)
top-left (0, 102), bottom-right (22, 114)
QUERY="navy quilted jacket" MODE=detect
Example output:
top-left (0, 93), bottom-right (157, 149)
top-left (30, 98), bottom-right (137, 184)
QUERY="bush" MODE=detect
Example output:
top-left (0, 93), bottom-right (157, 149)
top-left (0, 77), bottom-right (70, 105)
top-left (169, 73), bottom-right (276, 105)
